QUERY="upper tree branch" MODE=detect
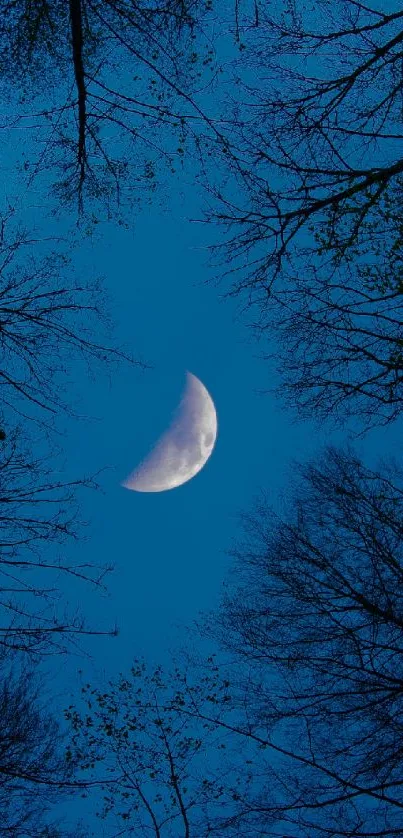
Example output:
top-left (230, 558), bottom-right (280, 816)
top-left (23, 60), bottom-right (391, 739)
top-left (69, 0), bottom-right (87, 202)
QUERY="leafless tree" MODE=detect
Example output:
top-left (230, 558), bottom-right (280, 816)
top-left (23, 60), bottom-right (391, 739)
top-left (0, 210), bottom-right (132, 655)
top-left (252, 173), bottom-right (403, 431)
top-left (65, 656), bottom-right (256, 837)
top-left (0, 207), bottom-right (137, 655)
top-left (204, 0), bottom-right (403, 428)
top-left (0, 0), bottom-right (220, 218)
top-left (0, 209), bottom-right (133, 428)
top-left (189, 445), bottom-right (403, 836)
top-left (0, 426), bottom-right (116, 656)
top-left (64, 442), bottom-right (403, 835)
top-left (0, 649), bottom-right (93, 836)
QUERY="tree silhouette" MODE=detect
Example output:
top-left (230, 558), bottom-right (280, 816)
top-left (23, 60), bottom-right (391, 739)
top-left (0, 426), bottom-right (116, 656)
top-left (0, 210), bottom-right (134, 429)
top-left (0, 209), bottom-right (132, 655)
top-left (64, 444), bottom-right (403, 836)
top-left (0, 649), bottom-right (92, 836)
top-left (206, 0), bottom-right (403, 428)
top-left (0, 0), bottom-right (218, 218)
top-left (66, 657), bottom-right (255, 836)
top-left (193, 445), bottom-right (403, 836)
top-left (254, 174), bottom-right (403, 430)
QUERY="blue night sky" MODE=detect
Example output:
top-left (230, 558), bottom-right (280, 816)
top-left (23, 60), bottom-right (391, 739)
top-left (60, 199), bottom-right (328, 672)
top-left (1, 5), bottom-right (401, 831)
top-left (42, 183), bottom-right (400, 832)
top-left (54, 189), bottom-right (400, 684)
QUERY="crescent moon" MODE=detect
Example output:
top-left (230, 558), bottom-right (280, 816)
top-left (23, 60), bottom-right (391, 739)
top-left (122, 372), bottom-right (217, 492)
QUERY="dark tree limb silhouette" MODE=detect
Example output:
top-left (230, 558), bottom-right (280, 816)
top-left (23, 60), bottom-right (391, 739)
top-left (204, 0), bottom-right (403, 427)
top-left (69, 0), bottom-right (87, 205)
top-left (0, 209), bottom-right (136, 427)
top-left (65, 658), bottom-right (255, 836)
top-left (255, 176), bottom-right (403, 430)
top-left (191, 445), bottom-right (403, 836)
top-left (0, 650), bottom-right (93, 836)
top-left (0, 209), bottom-right (135, 656)
top-left (0, 0), bottom-right (220, 218)
top-left (0, 427), bottom-right (117, 656)
top-left (66, 439), bottom-right (403, 836)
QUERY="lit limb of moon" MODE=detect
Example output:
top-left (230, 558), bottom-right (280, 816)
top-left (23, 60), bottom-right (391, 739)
top-left (122, 372), bottom-right (217, 492)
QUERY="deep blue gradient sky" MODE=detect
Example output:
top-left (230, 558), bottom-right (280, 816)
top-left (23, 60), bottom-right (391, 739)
top-left (45, 185), bottom-right (401, 834)
top-left (62, 200), bottom-right (333, 673)
top-left (56, 189), bottom-right (401, 684)
top-left (2, 10), bottom-right (402, 830)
